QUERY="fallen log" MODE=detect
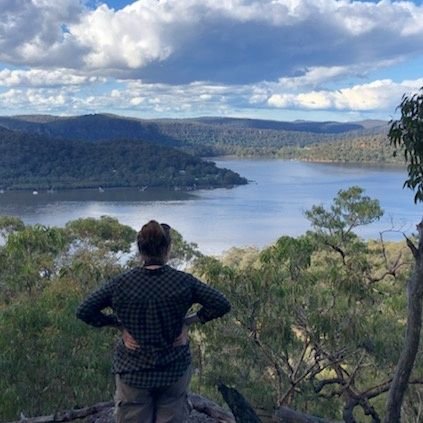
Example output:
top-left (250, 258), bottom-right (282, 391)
top-left (11, 402), bottom-right (114, 423)
top-left (8, 394), bottom-right (235, 423)
top-left (217, 384), bottom-right (340, 423)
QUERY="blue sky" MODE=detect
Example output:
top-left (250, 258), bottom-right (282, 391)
top-left (1, 0), bottom-right (422, 121)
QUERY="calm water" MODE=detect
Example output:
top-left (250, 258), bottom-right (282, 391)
top-left (0, 159), bottom-right (421, 255)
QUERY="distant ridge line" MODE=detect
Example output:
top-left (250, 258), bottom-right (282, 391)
top-left (0, 113), bottom-right (388, 136)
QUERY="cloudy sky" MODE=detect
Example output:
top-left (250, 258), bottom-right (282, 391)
top-left (1, 0), bottom-right (422, 121)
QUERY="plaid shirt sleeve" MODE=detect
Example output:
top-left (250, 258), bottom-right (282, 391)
top-left (190, 276), bottom-right (231, 324)
top-left (76, 279), bottom-right (121, 328)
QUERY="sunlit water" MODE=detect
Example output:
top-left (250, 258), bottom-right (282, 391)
top-left (0, 159), bottom-right (421, 255)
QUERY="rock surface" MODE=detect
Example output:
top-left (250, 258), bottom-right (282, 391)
top-left (84, 407), bottom-right (219, 423)
top-left (9, 394), bottom-right (234, 423)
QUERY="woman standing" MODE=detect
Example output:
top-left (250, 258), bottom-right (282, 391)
top-left (76, 220), bottom-right (231, 423)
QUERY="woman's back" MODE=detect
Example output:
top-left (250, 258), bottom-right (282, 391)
top-left (112, 266), bottom-right (195, 351)
top-left (76, 220), bottom-right (231, 422)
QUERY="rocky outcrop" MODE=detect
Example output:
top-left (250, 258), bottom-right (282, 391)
top-left (11, 394), bottom-right (234, 423)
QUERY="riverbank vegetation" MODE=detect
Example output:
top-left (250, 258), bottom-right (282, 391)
top-left (0, 127), bottom-right (247, 191)
top-left (277, 133), bottom-right (404, 165)
top-left (1, 186), bottom-right (421, 422)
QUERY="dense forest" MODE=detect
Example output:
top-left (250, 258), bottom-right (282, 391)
top-left (0, 187), bottom-right (422, 422)
top-left (0, 126), bottom-right (247, 190)
top-left (278, 133), bottom-right (404, 165)
top-left (0, 114), bottom-right (394, 193)
top-left (0, 114), bottom-right (388, 159)
top-left (0, 112), bottom-right (401, 193)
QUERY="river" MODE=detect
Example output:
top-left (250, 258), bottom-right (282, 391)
top-left (0, 159), bottom-right (421, 255)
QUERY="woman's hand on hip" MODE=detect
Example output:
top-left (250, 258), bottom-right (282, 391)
top-left (122, 329), bottom-right (140, 350)
top-left (173, 325), bottom-right (189, 346)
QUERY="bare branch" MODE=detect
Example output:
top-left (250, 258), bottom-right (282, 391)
top-left (293, 341), bottom-right (310, 380)
top-left (367, 256), bottom-right (407, 284)
top-left (345, 351), bottom-right (366, 389)
top-left (313, 378), bottom-right (344, 393)
top-left (324, 241), bottom-right (346, 265)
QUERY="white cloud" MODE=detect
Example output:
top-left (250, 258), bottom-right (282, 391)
top-left (69, 3), bottom-right (173, 69)
top-left (0, 68), bottom-right (105, 87)
top-left (0, 88), bottom-right (72, 110)
top-left (2, 75), bottom-right (421, 118)
top-left (0, 0), bottom-right (85, 66)
top-left (276, 66), bottom-right (355, 90)
top-left (1, 0), bottom-right (423, 86)
top-left (0, 78), bottom-right (248, 116)
top-left (69, 0), bottom-right (423, 83)
top-left (268, 78), bottom-right (423, 111)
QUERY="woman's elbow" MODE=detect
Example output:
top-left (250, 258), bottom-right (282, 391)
top-left (221, 300), bottom-right (231, 316)
top-left (75, 305), bottom-right (89, 323)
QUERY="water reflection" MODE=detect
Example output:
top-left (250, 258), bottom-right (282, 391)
top-left (0, 159), bottom-right (421, 255)
top-left (0, 187), bottom-right (194, 205)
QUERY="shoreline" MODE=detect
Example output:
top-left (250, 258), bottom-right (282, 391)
top-left (297, 158), bottom-right (405, 169)
top-left (211, 154), bottom-right (405, 170)
top-left (0, 156), bottom-right (405, 195)
top-left (0, 182), bottom-right (246, 195)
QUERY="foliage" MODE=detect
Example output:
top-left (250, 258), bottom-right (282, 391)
top-left (278, 133), bottom-right (403, 165)
top-left (383, 86), bottom-right (423, 423)
top-left (305, 186), bottom-right (383, 245)
top-left (191, 188), bottom-right (417, 421)
top-left (388, 87), bottom-right (423, 203)
top-left (65, 216), bottom-right (136, 254)
top-left (0, 216), bottom-right (207, 420)
top-left (0, 188), bottom-right (420, 421)
top-left (1, 224), bottom-right (70, 298)
top-left (0, 215), bottom-right (25, 237)
top-left (0, 276), bottom-right (118, 419)
top-left (168, 228), bottom-right (203, 268)
top-left (0, 218), bottom-right (128, 420)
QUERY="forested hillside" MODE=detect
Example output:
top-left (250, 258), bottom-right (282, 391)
top-left (191, 117), bottom-right (378, 133)
top-left (0, 187), bottom-right (422, 422)
top-left (0, 114), bottom-right (388, 158)
top-left (278, 133), bottom-right (403, 164)
top-left (0, 126), bottom-right (247, 190)
top-left (0, 114), bottom-right (395, 192)
top-left (0, 114), bottom-right (180, 147)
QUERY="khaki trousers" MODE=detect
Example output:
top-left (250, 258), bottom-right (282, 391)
top-left (114, 367), bottom-right (192, 423)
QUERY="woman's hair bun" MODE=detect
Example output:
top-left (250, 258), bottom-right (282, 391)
top-left (137, 220), bottom-right (171, 263)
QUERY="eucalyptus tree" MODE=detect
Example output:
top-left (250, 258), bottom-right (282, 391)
top-left (192, 187), bottom-right (411, 421)
top-left (384, 87), bottom-right (423, 423)
top-left (0, 216), bottom-right (141, 419)
top-left (0, 215), bottom-right (208, 420)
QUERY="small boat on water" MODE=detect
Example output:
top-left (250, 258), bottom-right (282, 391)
top-left (98, 187), bottom-right (105, 193)
top-left (32, 190), bottom-right (39, 195)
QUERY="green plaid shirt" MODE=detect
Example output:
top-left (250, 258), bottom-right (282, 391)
top-left (76, 265), bottom-right (231, 388)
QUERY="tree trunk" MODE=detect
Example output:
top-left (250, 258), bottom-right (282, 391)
top-left (384, 222), bottom-right (423, 422)
top-left (218, 384), bottom-right (261, 423)
top-left (190, 393), bottom-right (235, 422)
